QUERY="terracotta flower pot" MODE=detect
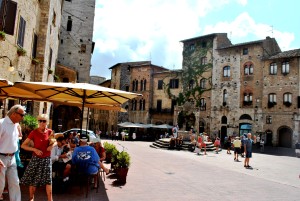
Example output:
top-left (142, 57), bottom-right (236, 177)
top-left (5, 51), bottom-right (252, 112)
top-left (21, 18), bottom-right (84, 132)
top-left (116, 167), bottom-right (129, 184)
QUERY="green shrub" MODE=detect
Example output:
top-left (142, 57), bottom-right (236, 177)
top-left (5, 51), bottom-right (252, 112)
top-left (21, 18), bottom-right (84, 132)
top-left (116, 151), bottom-right (131, 168)
top-left (21, 114), bottom-right (38, 132)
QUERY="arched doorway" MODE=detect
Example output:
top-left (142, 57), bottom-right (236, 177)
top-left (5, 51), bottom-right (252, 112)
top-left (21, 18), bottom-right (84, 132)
top-left (265, 130), bottom-right (273, 146)
top-left (239, 123), bottom-right (252, 137)
top-left (199, 120), bottom-right (205, 134)
top-left (53, 105), bottom-right (81, 132)
top-left (220, 126), bottom-right (227, 143)
top-left (278, 127), bottom-right (292, 148)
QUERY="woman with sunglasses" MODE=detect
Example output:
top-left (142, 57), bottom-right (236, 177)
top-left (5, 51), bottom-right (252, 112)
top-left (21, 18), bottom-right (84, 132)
top-left (21, 114), bottom-right (56, 201)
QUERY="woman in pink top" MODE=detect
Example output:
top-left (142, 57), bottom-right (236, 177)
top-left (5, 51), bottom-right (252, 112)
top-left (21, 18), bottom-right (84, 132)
top-left (21, 114), bottom-right (56, 201)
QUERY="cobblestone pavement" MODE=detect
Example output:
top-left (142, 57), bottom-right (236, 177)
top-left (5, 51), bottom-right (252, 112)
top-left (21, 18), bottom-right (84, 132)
top-left (3, 140), bottom-right (299, 201)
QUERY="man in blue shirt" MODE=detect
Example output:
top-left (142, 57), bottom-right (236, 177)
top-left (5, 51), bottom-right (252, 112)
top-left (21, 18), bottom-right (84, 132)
top-left (244, 133), bottom-right (253, 168)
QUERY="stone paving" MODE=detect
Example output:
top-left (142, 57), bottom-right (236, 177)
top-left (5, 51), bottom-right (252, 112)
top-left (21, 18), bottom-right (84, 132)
top-left (3, 140), bottom-right (300, 201)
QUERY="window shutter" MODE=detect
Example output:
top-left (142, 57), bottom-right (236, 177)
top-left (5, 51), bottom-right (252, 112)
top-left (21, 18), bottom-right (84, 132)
top-left (5, 0), bottom-right (16, 35)
top-left (0, 0), bottom-right (4, 30)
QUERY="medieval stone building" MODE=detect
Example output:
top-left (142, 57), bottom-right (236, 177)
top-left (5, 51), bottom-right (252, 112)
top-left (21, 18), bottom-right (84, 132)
top-left (0, 0), bottom-right (63, 117)
top-left (99, 33), bottom-right (300, 148)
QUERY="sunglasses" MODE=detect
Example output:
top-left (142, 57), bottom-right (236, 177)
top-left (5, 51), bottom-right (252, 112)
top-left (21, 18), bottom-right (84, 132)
top-left (38, 120), bottom-right (47, 123)
top-left (16, 112), bottom-right (25, 117)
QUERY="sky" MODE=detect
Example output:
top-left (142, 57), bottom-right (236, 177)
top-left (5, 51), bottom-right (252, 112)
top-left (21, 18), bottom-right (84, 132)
top-left (91, 0), bottom-right (300, 79)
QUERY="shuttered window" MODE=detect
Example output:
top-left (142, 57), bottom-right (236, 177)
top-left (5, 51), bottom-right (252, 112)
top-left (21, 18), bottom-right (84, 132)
top-left (17, 16), bottom-right (26, 47)
top-left (0, 0), bottom-right (17, 35)
top-left (32, 34), bottom-right (38, 58)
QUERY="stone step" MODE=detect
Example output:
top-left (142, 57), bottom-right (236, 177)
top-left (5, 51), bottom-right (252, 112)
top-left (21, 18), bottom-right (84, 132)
top-left (150, 138), bottom-right (217, 152)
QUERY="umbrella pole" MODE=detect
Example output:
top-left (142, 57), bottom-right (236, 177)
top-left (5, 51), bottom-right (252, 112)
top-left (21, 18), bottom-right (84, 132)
top-left (80, 91), bottom-right (86, 137)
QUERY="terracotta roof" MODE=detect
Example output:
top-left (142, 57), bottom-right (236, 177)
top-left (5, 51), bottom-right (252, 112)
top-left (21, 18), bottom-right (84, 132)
top-left (268, 49), bottom-right (300, 59)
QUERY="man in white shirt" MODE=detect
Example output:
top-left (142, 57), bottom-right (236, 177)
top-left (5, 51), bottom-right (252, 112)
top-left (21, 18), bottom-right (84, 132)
top-left (0, 105), bottom-right (25, 201)
top-left (51, 137), bottom-right (71, 180)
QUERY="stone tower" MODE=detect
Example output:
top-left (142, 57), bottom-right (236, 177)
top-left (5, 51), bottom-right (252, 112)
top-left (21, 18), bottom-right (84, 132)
top-left (57, 0), bottom-right (96, 83)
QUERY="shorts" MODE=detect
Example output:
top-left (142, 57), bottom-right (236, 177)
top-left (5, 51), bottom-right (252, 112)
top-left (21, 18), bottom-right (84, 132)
top-left (245, 151), bottom-right (252, 158)
top-left (234, 147), bottom-right (241, 154)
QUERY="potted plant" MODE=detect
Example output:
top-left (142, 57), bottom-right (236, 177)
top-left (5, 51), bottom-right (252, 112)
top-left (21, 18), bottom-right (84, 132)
top-left (54, 74), bottom-right (60, 81)
top-left (115, 151), bottom-right (131, 184)
top-left (111, 148), bottom-right (120, 171)
top-left (103, 142), bottom-right (116, 163)
top-left (21, 114), bottom-right (38, 136)
top-left (0, 31), bottom-right (5, 41)
top-left (31, 58), bottom-right (40, 65)
top-left (48, 68), bottom-right (53, 74)
top-left (17, 47), bottom-right (26, 56)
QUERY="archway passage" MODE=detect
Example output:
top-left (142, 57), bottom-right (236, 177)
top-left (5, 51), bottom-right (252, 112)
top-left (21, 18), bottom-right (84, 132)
top-left (220, 126), bottom-right (227, 143)
top-left (278, 127), bottom-right (292, 148)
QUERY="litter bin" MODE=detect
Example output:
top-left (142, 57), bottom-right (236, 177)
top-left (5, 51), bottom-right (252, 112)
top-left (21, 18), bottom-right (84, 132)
top-left (295, 143), bottom-right (300, 158)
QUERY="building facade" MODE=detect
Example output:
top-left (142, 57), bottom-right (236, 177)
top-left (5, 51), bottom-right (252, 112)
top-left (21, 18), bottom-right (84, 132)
top-left (0, 0), bottom-right (63, 117)
top-left (97, 33), bottom-right (300, 148)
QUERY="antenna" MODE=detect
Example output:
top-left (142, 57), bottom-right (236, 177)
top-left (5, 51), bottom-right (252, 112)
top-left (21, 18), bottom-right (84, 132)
top-left (270, 25), bottom-right (274, 38)
top-left (229, 31), bottom-right (232, 41)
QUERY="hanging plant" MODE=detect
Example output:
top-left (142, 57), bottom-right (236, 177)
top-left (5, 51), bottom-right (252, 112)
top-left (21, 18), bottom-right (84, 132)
top-left (48, 68), bottom-right (53, 74)
top-left (31, 58), bottom-right (40, 65)
top-left (54, 74), bottom-right (60, 81)
top-left (17, 47), bottom-right (27, 56)
top-left (0, 31), bottom-right (5, 41)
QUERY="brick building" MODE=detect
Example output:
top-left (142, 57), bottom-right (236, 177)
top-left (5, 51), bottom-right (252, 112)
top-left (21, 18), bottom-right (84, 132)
top-left (98, 33), bottom-right (300, 148)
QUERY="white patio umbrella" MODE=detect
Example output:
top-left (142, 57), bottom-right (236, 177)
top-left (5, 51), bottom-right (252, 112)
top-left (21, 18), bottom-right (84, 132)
top-left (14, 81), bottom-right (141, 132)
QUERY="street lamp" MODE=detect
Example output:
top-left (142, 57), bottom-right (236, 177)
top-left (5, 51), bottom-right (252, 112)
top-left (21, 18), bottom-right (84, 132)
top-left (0, 56), bottom-right (14, 72)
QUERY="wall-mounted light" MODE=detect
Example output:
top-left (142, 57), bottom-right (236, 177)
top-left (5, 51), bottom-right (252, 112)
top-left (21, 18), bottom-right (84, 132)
top-left (0, 56), bottom-right (14, 72)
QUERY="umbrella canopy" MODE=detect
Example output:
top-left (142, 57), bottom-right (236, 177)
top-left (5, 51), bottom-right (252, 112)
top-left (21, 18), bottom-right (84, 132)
top-left (14, 81), bottom-right (141, 130)
top-left (0, 78), bottom-right (127, 112)
top-left (14, 81), bottom-right (140, 105)
top-left (0, 78), bottom-right (43, 100)
top-left (152, 124), bottom-right (173, 129)
top-left (118, 122), bottom-right (138, 127)
top-left (118, 122), bottom-right (152, 128)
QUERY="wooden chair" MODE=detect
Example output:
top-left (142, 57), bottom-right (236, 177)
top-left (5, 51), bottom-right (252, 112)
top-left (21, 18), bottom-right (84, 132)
top-left (71, 163), bottom-right (101, 198)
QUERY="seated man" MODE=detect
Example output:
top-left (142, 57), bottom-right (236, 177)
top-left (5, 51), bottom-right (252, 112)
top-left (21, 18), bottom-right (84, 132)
top-left (72, 137), bottom-right (110, 188)
top-left (51, 136), bottom-right (72, 181)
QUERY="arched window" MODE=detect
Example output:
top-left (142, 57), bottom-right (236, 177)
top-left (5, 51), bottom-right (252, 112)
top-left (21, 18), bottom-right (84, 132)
top-left (270, 63), bottom-right (277, 75)
top-left (140, 79), bottom-right (147, 91)
top-left (132, 99), bottom-right (137, 110)
top-left (223, 66), bottom-right (230, 77)
top-left (132, 80), bottom-right (138, 91)
top-left (221, 116), bottom-right (227, 124)
top-left (244, 64), bottom-right (253, 75)
top-left (200, 79), bottom-right (206, 89)
top-left (282, 61), bottom-right (289, 74)
top-left (243, 92), bottom-right (253, 106)
top-left (268, 93), bottom-right (277, 108)
top-left (189, 79), bottom-right (194, 90)
top-left (283, 93), bottom-right (292, 107)
top-left (200, 98), bottom-right (206, 111)
top-left (223, 89), bottom-right (228, 105)
top-left (139, 99), bottom-right (145, 110)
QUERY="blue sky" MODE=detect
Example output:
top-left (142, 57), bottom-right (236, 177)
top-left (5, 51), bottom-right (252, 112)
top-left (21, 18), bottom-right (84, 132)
top-left (91, 0), bottom-right (300, 79)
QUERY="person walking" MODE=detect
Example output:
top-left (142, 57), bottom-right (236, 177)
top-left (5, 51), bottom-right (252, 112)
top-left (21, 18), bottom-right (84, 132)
top-left (232, 136), bottom-right (241, 162)
top-left (244, 133), bottom-right (253, 169)
top-left (0, 105), bottom-right (25, 201)
top-left (21, 114), bottom-right (56, 201)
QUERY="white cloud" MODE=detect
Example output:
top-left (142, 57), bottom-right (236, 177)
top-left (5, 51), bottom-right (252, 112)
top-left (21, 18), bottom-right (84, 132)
top-left (202, 12), bottom-right (295, 51)
top-left (91, 0), bottom-right (296, 78)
